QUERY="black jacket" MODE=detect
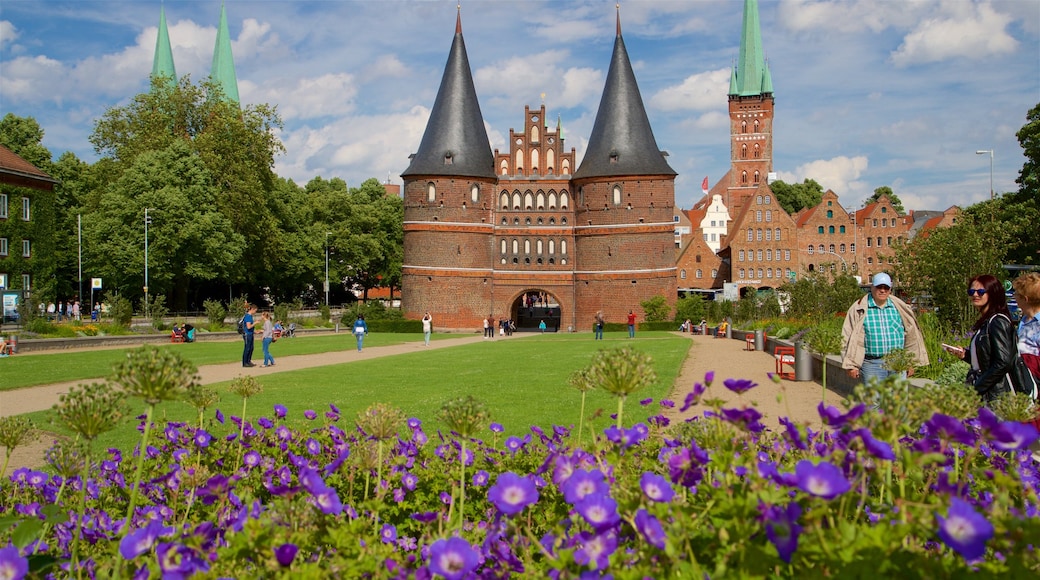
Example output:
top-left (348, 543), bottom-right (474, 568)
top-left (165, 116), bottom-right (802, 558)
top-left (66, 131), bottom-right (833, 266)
top-left (967, 313), bottom-right (1021, 402)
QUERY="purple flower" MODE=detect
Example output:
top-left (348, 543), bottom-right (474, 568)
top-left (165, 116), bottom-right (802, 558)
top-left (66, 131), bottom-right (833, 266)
top-left (987, 421), bottom-right (1039, 451)
top-left (427, 537), bottom-right (480, 580)
top-left (472, 470), bottom-right (489, 487)
top-left (634, 509), bottom-right (667, 549)
top-left (193, 429), bottom-right (212, 449)
top-left (575, 493), bottom-right (621, 531)
top-left (257, 416), bottom-right (273, 429)
top-left (487, 472), bottom-right (540, 516)
top-left (639, 397), bottom-right (654, 406)
top-left (856, 428), bottom-right (895, 460)
top-left (778, 417), bottom-right (808, 450)
top-left (274, 543), bottom-right (298, 567)
top-left (680, 382), bottom-right (707, 412)
top-left (639, 472), bottom-right (675, 503)
top-left (215, 409), bottom-right (225, 424)
top-left (0, 546), bottom-right (28, 580)
top-left (723, 378), bottom-right (757, 394)
top-left (157, 542), bottom-right (209, 577)
top-left (305, 438), bottom-right (322, 456)
top-left (273, 404), bottom-right (287, 418)
top-left (402, 472), bottom-right (418, 491)
top-left (573, 531), bottom-right (617, 570)
top-left (794, 460), bottom-right (851, 500)
top-left (704, 371), bottom-right (715, 385)
top-left (924, 413), bottom-right (976, 446)
top-left (380, 524), bottom-right (397, 544)
top-left (505, 436), bottom-right (525, 453)
top-left (303, 410), bottom-right (317, 420)
top-left (407, 417), bottom-right (422, 430)
top-left (561, 469), bottom-right (610, 504)
top-left (762, 502), bottom-right (803, 563)
top-left (817, 402), bottom-right (866, 428)
top-left (119, 519), bottom-right (174, 560)
top-left (243, 450), bottom-right (262, 468)
top-left (936, 497), bottom-right (994, 561)
top-left (720, 407), bottom-right (765, 433)
top-left (659, 399), bottom-right (675, 408)
top-left (489, 422), bottom-right (504, 433)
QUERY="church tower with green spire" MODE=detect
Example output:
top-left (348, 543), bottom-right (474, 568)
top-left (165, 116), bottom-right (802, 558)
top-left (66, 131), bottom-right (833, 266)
top-left (151, 5), bottom-right (177, 89)
top-left (210, 2), bottom-right (240, 103)
top-left (727, 0), bottom-right (774, 216)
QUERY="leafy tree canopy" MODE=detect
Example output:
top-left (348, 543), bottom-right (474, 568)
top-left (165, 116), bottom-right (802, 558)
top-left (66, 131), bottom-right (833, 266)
top-left (864, 186), bottom-right (905, 214)
top-left (769, 179), bottom-right (824, 214)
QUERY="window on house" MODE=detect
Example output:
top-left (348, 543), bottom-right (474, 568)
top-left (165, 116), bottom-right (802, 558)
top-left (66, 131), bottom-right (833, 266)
top-left (818, 226), bottom-right (824, 234)
top-left (22, 197), bottom-right (30, 221)
top-left (765, 229), bottom-right (772, 241)
top-left (22, 239), bottom-right (30, 257)
top-left (887, 237), bottom-right (892, 246)
top-left (756, 229), bottom-right (763, 241)
top-left (808, 245), bottom-right (814, 255)
top-left (740, 269), bottom-right (745, 279)
top-left (711, 269), bottom-right (718, 278)
top-left (840, 243), bottom-right (846, 253)
top-left (784, 250), bottom-right (791, 261)
top-left (867, 238), bottom-right (872, 247)
top-left (612, 185), bottom-right (621, 205)
top-left (0, 194), bottom-right (7, 218)
top-left (739, 250), bottom-right (745, 261)
top-left (22, 274), bottom-right (30, 290)
top-left (868, 257), bottom-right (874, 264)
top-left (775, 228), bottom-right (781, 241)
top-left (471, 184), bottom-right (479, 203)
top-left (696, 270), bottom-right (703, 279)
top-left (818, 244), bottom-right (824, 252)
top-left (877, 237), bottom-right (882, 246)
top-left (0, 238), bottom-right (6, 256)
top-left (840, 226), bottom-right (846, 233)
top-left (881, 207), bottom-right (887, 213)
top-left (427, 183), bottom-right (436, 202)
top-left (756, 210), bottom-right (762, 222)
top-left (747, 229), bottom-right (753, 241)
top-left (850, 243), bottom-right (856, 253)
top-left (829, 226), bottom-right (835, 234)
top-left (757, 250), bottom-right (763, 261)
top-left (873, 219), bottom-right (878, 227)
top-left (827, 210), bottom-right (833, 218)
top-left (765, 211), bottom-right (771, 222)
top-left (829, 244), bottom-right (835, 253)
top-left (680, 269), bottom-right (686, 279)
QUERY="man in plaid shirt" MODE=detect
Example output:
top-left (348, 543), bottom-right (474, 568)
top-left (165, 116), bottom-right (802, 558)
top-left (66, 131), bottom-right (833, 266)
top-left (841, 273), bottom-right (929, 385)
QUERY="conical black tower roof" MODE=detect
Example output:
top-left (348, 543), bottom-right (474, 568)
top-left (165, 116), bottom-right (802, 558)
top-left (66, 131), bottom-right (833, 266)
top-left (402, 12), bottom-right (494, 179)
top-left (573, 17), bottom-right (675, 180)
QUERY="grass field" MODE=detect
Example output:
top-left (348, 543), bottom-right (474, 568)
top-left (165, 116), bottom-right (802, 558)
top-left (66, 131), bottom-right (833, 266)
top-left (15, 332), bottom-right (690, 457)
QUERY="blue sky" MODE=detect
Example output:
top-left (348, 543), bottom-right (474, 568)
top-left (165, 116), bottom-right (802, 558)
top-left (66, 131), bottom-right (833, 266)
top-left (2, 0), bottom-right (1038, 212)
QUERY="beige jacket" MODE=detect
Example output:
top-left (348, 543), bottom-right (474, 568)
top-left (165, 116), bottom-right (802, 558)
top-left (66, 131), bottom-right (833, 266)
top-left (840, 294), bottom-right (930, 370)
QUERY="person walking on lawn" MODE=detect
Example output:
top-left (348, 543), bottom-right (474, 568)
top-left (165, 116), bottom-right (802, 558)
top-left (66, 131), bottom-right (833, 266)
top-left (353, 314), bottom-right (369, 352)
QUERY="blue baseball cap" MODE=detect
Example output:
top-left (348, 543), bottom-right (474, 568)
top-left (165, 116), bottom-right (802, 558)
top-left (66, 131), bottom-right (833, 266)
top-left (872, 273), bottom-right (892, 287)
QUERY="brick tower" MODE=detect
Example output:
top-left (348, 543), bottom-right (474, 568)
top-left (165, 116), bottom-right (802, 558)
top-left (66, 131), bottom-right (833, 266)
top-left (402, 8), bottom-right (676, 331)
top-left (571, 12), bottom-right (678, 328)
top-left (725, 0), bottom-right (774, 220)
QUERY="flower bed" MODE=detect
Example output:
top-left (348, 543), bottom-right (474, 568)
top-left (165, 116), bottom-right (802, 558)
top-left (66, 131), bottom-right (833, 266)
top-left (1, 363), bottom-right (1038, 577)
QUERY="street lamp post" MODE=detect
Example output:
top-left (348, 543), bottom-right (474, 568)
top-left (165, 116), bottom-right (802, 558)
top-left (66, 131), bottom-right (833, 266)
top-left (144, 208), bottom-right (152, 319)
top-left (324, 232), bottom-right (332, 306)
top-left (976, 149), bottom-right (994, 200)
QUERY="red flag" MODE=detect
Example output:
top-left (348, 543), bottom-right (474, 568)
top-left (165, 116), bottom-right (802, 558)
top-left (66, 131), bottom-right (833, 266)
top-left (701, 176), bottom-right (709, 194)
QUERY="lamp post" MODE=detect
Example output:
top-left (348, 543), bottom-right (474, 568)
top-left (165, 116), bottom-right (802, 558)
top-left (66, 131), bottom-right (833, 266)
top-left (144, 208), bottom-right (152, 319)
top-left (976, 149), bottom-right (994, 200)
top-left (324, 232), bottom-right (332, 306)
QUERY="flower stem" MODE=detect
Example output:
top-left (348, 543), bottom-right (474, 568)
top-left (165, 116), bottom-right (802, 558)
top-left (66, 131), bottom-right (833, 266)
top-left (616, 396), bottom-right (625, 429)
top-left (458, 439), bottom-right (467, 532)
top-left (122, 404), bottom-right (155, 536)
top-left (577, 391), bottom-right (587, 448)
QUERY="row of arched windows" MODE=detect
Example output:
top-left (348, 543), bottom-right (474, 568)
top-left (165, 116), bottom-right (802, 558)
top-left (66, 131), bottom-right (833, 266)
top-left (427, 182), bottom-right (481, 203)
top-left (740, 119), bottom-right (761, 134)
top-left (740, 170), bottom-right (762, 185)
top-left (501, 216), bottom-right (568, 226)
top-left (816, 225), bottom-right (847, 234)
top-left (739, 143), bottom-right (762, 159)
top-left (807, 243), bottom-right (856, 254)
top-left (679, 269), bottom-right (719, 279)
top-left (739, 249), bottom-right (791, 262)
top-left (500, 190), bottom-right (570, 211)
top-left (500, 238), bottom-right (568, 256)
top-left (500, 153), bottom-right (571, 176)
top-left (738, 268), bottom-right (787, 280)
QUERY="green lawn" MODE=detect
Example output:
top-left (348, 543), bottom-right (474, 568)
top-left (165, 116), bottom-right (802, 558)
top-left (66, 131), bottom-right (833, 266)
top-left (20, 332), bottom-right (689, 455)
top-left (0, 333), bottom-right (451, 391)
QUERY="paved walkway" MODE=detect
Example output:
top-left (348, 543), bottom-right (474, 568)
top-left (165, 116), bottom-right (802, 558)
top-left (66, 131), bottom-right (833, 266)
top-left (2, 331), bottom-right (841, 471)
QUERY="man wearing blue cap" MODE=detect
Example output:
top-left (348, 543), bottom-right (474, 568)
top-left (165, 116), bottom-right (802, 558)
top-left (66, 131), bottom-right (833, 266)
top-left (840, 272), bottom-right (929, 385)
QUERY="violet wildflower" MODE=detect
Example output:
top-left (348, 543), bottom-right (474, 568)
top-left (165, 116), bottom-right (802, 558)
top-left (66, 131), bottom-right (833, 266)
top-left (817, 402), bottom-right (866, 428)
top-left (561, 469), bottom-right (610, 504)
top-left (988, 421), bottom-right (1039, 451)
top-left (778, 417), bottom-right (808, 450)
top-left (490, 422), bottom-right (504, 433)
top-left (472, 470), bottom-right (489, 487)
top-left (575, 493), bottom-right (621, 531)
top-left (215, 409), bottom-right (225, 424)
top-left (305, 438), bottom-right (322, 456)
top-left (704, 371), bottom-right (715, 385)
top-left (193, 429), bottom-right (212, 448)
top-left (936, 497), bottom-right (994, 561)
top-left (273, 404), bottom-right (287, 419)
top-left (274, 543), bottom-right (298, 567)
top-left (487, 472), bottom-right (540, 516)
top-left (762, 502), bottom-right (803, 563)
top-left (680, 383), bottom-right (707, 412)
top-left (119, 519), bottom-right (173, 559)
top-left (0, 546), bottom-right (28, 580)
top-left (427, 537), bottom-right (480, 580)
top-left (381, 524), bottom-right (397, 544)
top-left (407, 417), bottom-right (422, 430)
top-left (573, 530), bottom-right (617, 570)
top-left (659, 399), bottom-right (675, 408)
top-left (505, 436), bottom-right (525, 453)
top-left (257, 417), bottom-right (273, 429)
top-left (794, 460), bottom-right (851, 499)
top-left (924, 413), bottom-right (976, 446)
top-left (720, 407), bottom-right (766, 433)
top-left (634, 509), bottom-right (667, 549)
top-left (856, 428), bottom-right (896, 460)
top-left (402, 472), bottom-right (419, 491)
top-left (157, 542), bottom-right (209, 577)
top-left (723, 378), bottom-right (757, 394)
top-left (303, 409), bottom-right (317, 420)
top-left (275, 425), bottom-right (292, 441)
top-left (639, 397), bottom-right (654, 406)
top-left (639, 472), bottom-right (675, 503)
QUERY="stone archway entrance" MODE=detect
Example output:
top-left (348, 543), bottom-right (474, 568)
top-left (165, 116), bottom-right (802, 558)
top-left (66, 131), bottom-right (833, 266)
top-left (510, 290), bottom-right (563, 332)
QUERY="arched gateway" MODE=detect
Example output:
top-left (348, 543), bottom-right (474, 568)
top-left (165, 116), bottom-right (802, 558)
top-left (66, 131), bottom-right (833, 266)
top-left (510, 290), bottom-right (562, 333)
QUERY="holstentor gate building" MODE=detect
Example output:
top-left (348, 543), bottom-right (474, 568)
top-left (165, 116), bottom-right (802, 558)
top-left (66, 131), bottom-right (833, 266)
top-left (401, 11), bottom-right (677, 332)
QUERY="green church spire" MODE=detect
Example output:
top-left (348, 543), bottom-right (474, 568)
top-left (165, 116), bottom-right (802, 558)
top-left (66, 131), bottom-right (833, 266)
top-left (211, 2), bottom-right (240, 103)
top-left (729, 0), bottom-right (773, 97)
top-left (151, 5), bottom-right (177, 89)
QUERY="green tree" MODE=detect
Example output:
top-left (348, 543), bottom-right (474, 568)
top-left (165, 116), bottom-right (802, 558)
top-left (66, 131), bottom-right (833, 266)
top-left (894, 218), bottom-right (1004, 334)
top-left (674, 294), bottom-right (707, 323)
top-left (769, 178), bottom-right (824, 214)
top-left (864, 186), bottom-right (905, 214)
top-left (0, 113), bottom-right (53, 171)
top-left (780, 271), bottom-right (862, 321)
top-left (640, 295), bottom-right (670, 322)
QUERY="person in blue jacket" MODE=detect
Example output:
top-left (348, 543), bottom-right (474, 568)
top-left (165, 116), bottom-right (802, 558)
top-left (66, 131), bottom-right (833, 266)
top-left (353, 314), bottom-right (369, 352)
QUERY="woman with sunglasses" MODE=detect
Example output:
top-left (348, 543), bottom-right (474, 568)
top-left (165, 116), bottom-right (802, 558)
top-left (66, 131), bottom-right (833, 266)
top-left (943, 274), bottom-right (1033, 403)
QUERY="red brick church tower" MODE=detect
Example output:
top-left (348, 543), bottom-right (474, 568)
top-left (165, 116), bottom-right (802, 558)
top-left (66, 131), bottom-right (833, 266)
top-left (401, 8), bottom-right (676, 331)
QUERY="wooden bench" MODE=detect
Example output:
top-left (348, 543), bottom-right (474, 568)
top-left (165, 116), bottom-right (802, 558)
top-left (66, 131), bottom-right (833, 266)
top-left (774, 346), bottom-right (796, 380)
top-left (745, 333), bottom-right (755, 351)
top-left (170, 332), bottom-right (185, 343)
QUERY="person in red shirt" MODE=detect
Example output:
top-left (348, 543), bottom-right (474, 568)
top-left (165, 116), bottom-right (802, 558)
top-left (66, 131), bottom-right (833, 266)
top-left (627, 311), bottom-right (637, 338)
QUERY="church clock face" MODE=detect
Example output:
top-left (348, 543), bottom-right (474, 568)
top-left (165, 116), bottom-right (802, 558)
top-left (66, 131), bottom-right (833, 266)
top-left (515, 138), bottom-right (523, 146)
top-left (547, 137), bottom-right (555, 144)
top-left (531, 116), bottom-right (539, 123)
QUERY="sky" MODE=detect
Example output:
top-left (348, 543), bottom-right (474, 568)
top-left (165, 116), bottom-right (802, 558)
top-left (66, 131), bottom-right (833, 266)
top-left (1, 0), bottom-right (1038, 213)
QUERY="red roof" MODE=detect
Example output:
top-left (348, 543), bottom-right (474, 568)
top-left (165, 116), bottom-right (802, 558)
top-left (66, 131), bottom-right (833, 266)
top-left (0, 144), bottom-right (55, 182)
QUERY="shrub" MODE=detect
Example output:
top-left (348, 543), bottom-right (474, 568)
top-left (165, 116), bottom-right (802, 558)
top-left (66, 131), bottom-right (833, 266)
top-left (104, 293), bottom-right (134, 328)
top-left (203, 299), bottom-right (227, 329)
top-left (674, 294), bottom-right (707, 323)
top-left (141, 294), bottom-right (168, 330)
top-left (639, 295), bottom-right (670, 322)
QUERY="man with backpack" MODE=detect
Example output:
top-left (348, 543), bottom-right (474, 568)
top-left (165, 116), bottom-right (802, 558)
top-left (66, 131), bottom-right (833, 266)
top-left (241, 304), bottom-right (257, 367)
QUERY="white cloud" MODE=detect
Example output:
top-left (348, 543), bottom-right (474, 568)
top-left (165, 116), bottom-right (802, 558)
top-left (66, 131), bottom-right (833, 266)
top-left (361, 54), bottom-right (409, 81)
top-left (0, 54), bottom-right (67, 104)
top-left (474, 50), bottom-right (603, 110)
top-left (1, 20), bottom-right (19, 49)
top-left (650, 68), bottom-right (730, 111)
top-left (776, 0), bottom-right (924, 35)
top-left (246, 73), bottom-right (358, 120)
top-left (558, 67), bottom-right (603, 109)
top-left (891, 2), bottom-right (1017, 66)
top-left (777, 155), bottom-right (870, 198)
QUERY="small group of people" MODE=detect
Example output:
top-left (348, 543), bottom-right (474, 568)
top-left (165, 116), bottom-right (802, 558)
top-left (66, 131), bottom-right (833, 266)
top-left (241, 304), bottom-right (278, 368)
top-left (171, 323), bottom-right (195, 342)
top-left (41, 300), bottom-right (81, 322)
top-left (841, 272), bottom-right (1039, 405)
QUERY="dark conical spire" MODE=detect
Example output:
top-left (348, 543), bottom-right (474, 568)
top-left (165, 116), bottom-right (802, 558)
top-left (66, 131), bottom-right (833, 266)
top-left (729, 0), bottom-right (773, 97)
top-left (573, 15), bottom-right (675, 179)
top-left (211, 2), bottom-right (240, 103)
top-left (402, 8), bottom-right (494, 179)
top-left (151, 5), bottom-right (177, 89)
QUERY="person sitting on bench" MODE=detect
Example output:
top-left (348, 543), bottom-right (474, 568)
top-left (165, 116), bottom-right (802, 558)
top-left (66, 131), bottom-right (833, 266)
top-left (715, 321), bottom-right (728, 338)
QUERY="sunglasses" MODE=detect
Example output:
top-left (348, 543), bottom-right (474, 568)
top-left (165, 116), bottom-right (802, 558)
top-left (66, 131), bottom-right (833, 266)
top-left (967, 288), bottom-right (987, 296)
top-left (874, 285), bottom-right (891, 291)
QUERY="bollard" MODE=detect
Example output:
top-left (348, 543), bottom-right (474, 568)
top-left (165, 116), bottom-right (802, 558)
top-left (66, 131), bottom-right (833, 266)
top-left (795, 341), bottom-right (813, 381)
top-left (335, 323), bottom-right (340, 333)
top-left (754, 329), bottom-right (764, 351)
top-left (9, 334), bottom-right (17, 354)
top-left (725, 317), bottom-right (732, 339)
